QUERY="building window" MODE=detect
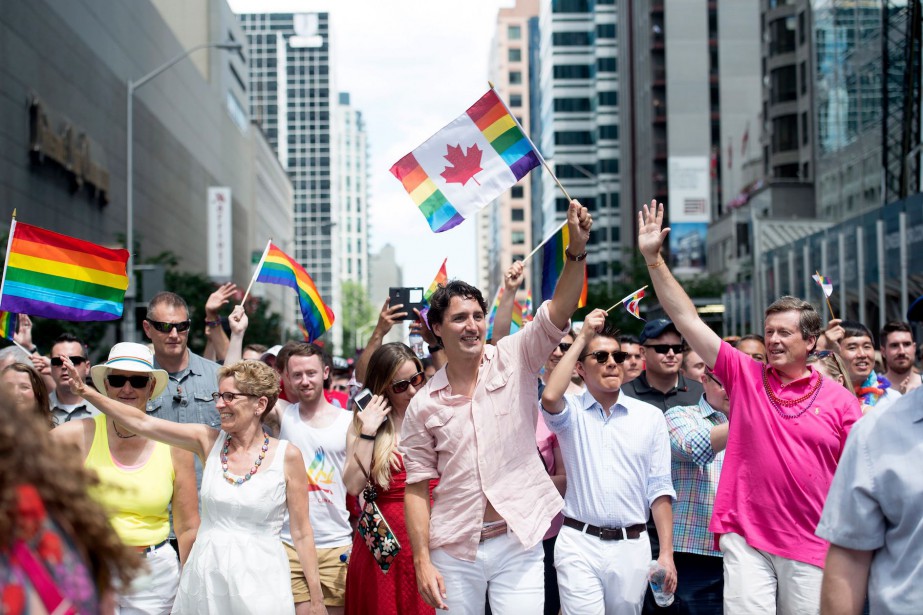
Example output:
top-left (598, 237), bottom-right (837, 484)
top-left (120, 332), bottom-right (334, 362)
top-left (800, 61), bottom-right (807, 95)
top-left (772, 114), bottom-right (798, 152)
top-left (802, 111), bottom-right (809, 145)
top-left (555, 131), bottom-right (595, 145)
top-left (770, 65), bottom-right (797, 103)
top-left (552, 0), bottom-right (590, 13)
top-left (599, 158), bottom-right (619, 174)
top-left (509, 94), bottom-right (523, 107)
top-left (774, 163), bottom-right (799, 178)
top-left (597, 57), bottom-right (617, 72)
top-left (508, 25), bottom-right (522, 40)
top-left (553, 64), bottom-right (592, 79)
top-left (599, 124), bottom-right (618, 139)
top-left (511, 208), bottom-right (525, 221)
top-left (511, 231), bottom-right (526, 245)
top-left (509, 71), bottom-right (522, 84)
top-left (552, 31), bottom-right (592, 46)
top-left (597, 91), bottom-right (618, 106)
top-left (769, 17), bottom-right (796, 55)
top-left (798, 11), bottom-right (806, 45)
top-left (511, 185), bottom-right (524, 198)
top-left (553, 97), bottom-right (592, 112)
top-left (508, 48), bottom-right (522, 62)
top-left (596, 23), bottom-right (616, 39)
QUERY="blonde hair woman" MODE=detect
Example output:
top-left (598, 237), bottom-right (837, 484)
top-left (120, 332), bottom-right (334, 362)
top-left (342, 343), bottom-right (435, 614)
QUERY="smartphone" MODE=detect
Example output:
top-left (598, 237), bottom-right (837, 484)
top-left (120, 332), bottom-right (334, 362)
top-left (354, 388), bottom-right (373, 412)
top-left (389, 287), bottom-right (425, 320)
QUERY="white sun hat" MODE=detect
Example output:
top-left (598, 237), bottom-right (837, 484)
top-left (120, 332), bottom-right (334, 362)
top-left (89, 342), bottom-right (169, 399)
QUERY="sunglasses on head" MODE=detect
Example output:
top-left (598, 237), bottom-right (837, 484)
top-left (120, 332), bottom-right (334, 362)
top-left (558, 342), bottom-right (573, 353)
top-left (106, 374), bottom-right (151, 389)
top-left (391, 371), bottom-right (425, 394)
top-left (145, 318), bottom-right (192, 333)
top-left (644, 343), bottom-right (685, 355)
top-left (50, 356), bottom-right (87, 367)
top-left (579, 350), bottom-right (628, 364)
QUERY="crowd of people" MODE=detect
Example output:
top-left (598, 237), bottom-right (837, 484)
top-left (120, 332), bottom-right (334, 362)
top-left (0, 199), bottom-right (920, 615)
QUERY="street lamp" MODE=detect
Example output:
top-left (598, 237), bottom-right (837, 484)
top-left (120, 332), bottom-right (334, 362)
top-left (123, 41), bottom-right (243, 342)
top-left (560, 162), bottom-right (614, 289)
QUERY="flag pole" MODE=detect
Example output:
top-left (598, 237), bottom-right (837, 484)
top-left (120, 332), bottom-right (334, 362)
top-left (488, 82), bottom-right (573, 203)
top-left (0, 211), bottom-right (18, 308)
top-left (522, 219), bottom-right (567, 265)
top-left (605, 285), bottom-right (648, 314)
top-left (815, 270), bottom-right (836, 320)
top-left (241, 239), bottom-right (272, 306)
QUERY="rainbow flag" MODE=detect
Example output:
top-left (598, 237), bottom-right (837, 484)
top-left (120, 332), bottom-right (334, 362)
top-left (390, 89), bottom-right (540, 232)
top-left (424, 258), bottom-right (448, 304)
top-left (812, 272), bottom-right (833, 298)
top-left (252, 241), bottom-right (334, 342)
top-left (0, 220), bottom-right (129, 321)
top-left (486, 287), bottom-right (524, 339)
top-left (0, 311), bottom-right (17, 340)
top-left (540, 224), bottom-right (588, 307)
top-left (522, 290), bottom-right (533, 322)
top-left (618, 286), bottom-right (648, 321)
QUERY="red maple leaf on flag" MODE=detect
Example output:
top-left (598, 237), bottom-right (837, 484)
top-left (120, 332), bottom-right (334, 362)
top-left (441, 143), bottom-right (483, 186)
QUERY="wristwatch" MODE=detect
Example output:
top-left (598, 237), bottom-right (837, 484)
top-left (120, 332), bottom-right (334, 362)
top-left (565, 248), bottom-right (587, 262)
top-left (428, 344), bottom-right (443, 354)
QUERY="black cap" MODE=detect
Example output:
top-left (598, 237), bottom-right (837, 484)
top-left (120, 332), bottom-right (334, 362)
top-left (909, 295), bottom-right (923, 322)
top-left (639, 318), bottom-right (679, 344)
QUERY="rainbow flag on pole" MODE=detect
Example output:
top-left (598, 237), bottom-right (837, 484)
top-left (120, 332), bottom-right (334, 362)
top-left (812, 272), bottom-right (833, 298)
top-left (0, 220), bottom-right (129, 321)
top-left (486, 287), bottom-right (525, 339)
top-left (0, 311), bottom-right (18, 340)
top-left (252, 241), bottom-right (334, 342)
top-left (619, 286), bottom-right (648, 321)
top-left (424, 258), bottom-right (448, 304)
top-left (390, 89), bottom-right (540, 232)
top-left (540, 224), bottom-right (588, 307)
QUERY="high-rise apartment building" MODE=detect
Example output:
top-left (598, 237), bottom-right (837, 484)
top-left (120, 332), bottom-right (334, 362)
top-left (536, 0), bottom-right (621, 294)
top-left (477, 0), bottom-right (540, 299)
top-left (335, 92), bottom-right (370, 292)
top-left (238, 12), bottom-right (341, 347)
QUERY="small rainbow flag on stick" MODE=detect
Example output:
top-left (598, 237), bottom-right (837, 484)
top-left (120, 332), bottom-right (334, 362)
top-left (424, 258), bottom-right (448, 304)
top-left (0, 311), bottom-right (18, 340)
top-left (486, 288), bottom-right (525, 339)
top-left (390, 88), bottom-right (540, 232)
top-left (607, 286), bottom-right (648, 321)
top-left (248, 241), bottom-right (334, 343)
top-left (540, 224), bottom-right (588, 307)
top-left (0, 218), bottom-right (129, 321)
top-left (812, 271), bottom-right (836, 319)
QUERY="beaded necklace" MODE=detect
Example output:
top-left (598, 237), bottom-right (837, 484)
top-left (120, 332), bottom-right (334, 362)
top-left (761, 365), bottom-right (824, 419)
top-left (221, 432), bottom-right (269, 485)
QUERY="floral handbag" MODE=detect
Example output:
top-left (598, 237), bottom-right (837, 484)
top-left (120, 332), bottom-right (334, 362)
top-left (354, 454), bottom-right (401, 573)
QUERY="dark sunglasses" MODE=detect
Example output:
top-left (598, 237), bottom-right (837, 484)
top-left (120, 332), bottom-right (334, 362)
top-left (558, 342), bottom-right (573, 353)
top-left (145, 318), bottom-right (192, 333)
top-left (705, 371), bottom-right (725, 389)
top-left (391, 371), bottom-right (425, 394)
top-left (644, 343), bottom-right (685, 355)
top-left (211, 391), bottom-right (255, 403)
top-left (50, 356), bottom-right (88, 367)
top-left (579, 350), bottom-right (628, 364)
top-left (811, 350), bottom-right (834, 358)
top-left (106, 374), bottom-right (151, 389)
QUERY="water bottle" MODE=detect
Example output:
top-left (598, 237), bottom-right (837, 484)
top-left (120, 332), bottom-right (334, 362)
top-left (409, 333), bottom-right (425, 358)
top-left (648, 560), bottom-right (674, 607)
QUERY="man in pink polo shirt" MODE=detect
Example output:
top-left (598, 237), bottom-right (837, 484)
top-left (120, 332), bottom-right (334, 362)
top-left (638, 201), bottom-right (861, 613)
top-left (400, 201), bottom-right (592, 614)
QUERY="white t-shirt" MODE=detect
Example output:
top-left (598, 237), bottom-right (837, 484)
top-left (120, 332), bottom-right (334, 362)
top-left (278, 400), bottom-right (353, 548)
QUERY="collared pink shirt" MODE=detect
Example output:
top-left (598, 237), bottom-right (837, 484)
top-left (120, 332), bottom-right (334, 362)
top-left (710, 341), bottom-right (862, 567)
top-left (400, 301), bottom-right (567, 561)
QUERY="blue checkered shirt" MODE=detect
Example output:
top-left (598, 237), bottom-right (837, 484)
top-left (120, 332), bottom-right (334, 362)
top-left (664, 396), bottom-right (727, 557)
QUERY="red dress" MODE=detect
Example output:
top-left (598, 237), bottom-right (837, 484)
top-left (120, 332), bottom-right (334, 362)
top-left (344, 457), bottom-right (436, 615)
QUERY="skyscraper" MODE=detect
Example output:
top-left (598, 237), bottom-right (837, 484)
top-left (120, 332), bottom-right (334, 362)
top-left (335, 92), bottom-right (370, 292)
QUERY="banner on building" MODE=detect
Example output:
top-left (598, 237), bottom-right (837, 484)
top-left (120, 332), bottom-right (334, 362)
top-left (208, 187), bottom-right (233, 278)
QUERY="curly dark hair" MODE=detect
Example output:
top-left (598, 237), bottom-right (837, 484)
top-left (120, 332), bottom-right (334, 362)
top-left (0, 395), bottom-right (141, 593)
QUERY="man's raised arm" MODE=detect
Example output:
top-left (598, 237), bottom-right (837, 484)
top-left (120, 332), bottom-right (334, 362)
top-left (638, 200), bottom-right (721, 366)
top-left (548, 200), bottom-right (593, 330)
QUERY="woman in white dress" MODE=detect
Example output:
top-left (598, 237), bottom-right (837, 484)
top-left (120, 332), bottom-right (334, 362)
top-left (62, 355), bottom-right (327, 615)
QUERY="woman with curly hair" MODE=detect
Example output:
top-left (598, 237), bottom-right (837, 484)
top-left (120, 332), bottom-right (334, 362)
top-left (0, 382), bottom-right (141, 614)
top-left (342, 342), bottom-right (436, 615)
top-left (1, 362), bottom-right (51, 428)
top-left (59, 355), bottom-right (328, 615)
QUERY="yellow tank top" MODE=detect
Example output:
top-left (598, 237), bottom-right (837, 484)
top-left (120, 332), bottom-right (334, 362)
top-left (85, 414), bottom-right (175, 547)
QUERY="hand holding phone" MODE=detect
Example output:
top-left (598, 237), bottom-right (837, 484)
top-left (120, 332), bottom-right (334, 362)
top-left (354, 388), bottom-right (374, 411)
top-left (389, 287), bottom-right (425, 321)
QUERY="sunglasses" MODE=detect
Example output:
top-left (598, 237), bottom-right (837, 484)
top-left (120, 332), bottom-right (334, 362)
top-left (705, 371), bottom-right (725, 389)
top-left (211, 391), bottom-right (255, 403)
top-left (50, 356), bottom-right (88, 367)
top-left (579, 350), bottom-right (628, 364)
top-left (644, 343), bottom-right (685, 355)
top-left (811, 350), bottom-right (834, 358)
top-left (145, 318), bottom-right (192, 333)
top-left (391, 371), bottom-right (425, 394)
top-left (106, 374), bottom-right (151, 389)
top-left (558, 342), bottom-right (573, 353)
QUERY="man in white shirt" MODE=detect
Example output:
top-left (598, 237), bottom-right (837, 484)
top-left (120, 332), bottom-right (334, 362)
top-left (541, 308), bottom-right (676, 615)
top-left (267, 341), bottom-right (352, 615)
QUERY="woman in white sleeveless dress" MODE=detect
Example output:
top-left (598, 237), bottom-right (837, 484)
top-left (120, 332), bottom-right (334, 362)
top-left (62, 355), bottom-right (328, 615)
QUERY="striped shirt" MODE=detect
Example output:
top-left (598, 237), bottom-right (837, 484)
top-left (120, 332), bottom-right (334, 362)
top-left (664, 396), bottom-right (727, 556)
top-left (542, 389), bottom-right (674, 528)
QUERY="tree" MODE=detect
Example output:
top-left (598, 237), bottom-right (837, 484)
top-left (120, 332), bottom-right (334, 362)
top-left (339, 280), bottom-right (375, 357)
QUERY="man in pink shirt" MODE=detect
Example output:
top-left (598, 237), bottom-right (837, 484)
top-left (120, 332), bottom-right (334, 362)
top-left (638, 201), bottom-right (861, 613)
top-left (400, 201), bottom-right (592, 614)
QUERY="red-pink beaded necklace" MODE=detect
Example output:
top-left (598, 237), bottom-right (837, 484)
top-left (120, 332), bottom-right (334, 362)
top-left (761, 364), bottom-right (824, 419)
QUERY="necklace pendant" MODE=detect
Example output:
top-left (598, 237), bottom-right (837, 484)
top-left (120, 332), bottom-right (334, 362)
top-left (815, 407), bottom-right (820, 414)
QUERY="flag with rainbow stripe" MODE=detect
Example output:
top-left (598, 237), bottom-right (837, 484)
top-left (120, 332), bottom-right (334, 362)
top-left (619, 286), bottom-right (647, 321)
top-left (390, 88), bottom-right (540, 233)
top-left (540, 224), bottom-right (588, 307)
top-left (486, 287), bottom-right (525, 339)
top-left (424, 258), bottom-right (448, 304)
top-left (812, 272), bottom-right (833, 298)
top-left (0, 311), bottom-right (18, 340)
top-left (253, 241), bottom-right (334, 343)
top-left (0, 220), bottom-right (129, 321)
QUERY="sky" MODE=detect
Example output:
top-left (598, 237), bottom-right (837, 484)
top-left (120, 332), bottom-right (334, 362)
top-left (228, 0), bottom-right (516, 290)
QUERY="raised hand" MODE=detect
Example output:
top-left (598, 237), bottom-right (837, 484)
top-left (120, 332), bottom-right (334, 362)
top-left (374, 298), bottom-right (407, 337)
top-left (206, 282), bottom-right (238, 320)
top-left (14, 314), bottom-right (34, 350)
top-left (411, 308), bottom-right (438, 346)
top-left (357, 394), bottom-right (392, 436)
top-left (579, 308), bottom-right (608, 342)
top-left (638, 200), bottom-right (670, 262)
top-left (567, 200), bottom-right (592, 253)
top-left (59, 355), bottom-right (87, 396)
top-left (504, 261), bottom-right (525, 292)
top-left (228, 305), bottom-right (249, 336)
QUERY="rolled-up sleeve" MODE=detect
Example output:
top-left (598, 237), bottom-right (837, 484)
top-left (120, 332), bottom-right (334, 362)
top-left (647, 413), bottom-right (676, 506)
top-left (399, 397), bottom-right (440, 485)
top-left (541, 394), bottom-right (576, 434)
top-left (665, 407), bottom-right (717, 466)
top-left (515, 301), bottom-right (569, 375)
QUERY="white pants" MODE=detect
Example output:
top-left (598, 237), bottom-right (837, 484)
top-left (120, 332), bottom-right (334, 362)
top-left (430, 531), bottom-right (544, 615)
top-left (554, 524), bottom-right (650, 615)
top-left (720, 532), bottom-right (822, 615)
top-left (117, 542), bottom-right (180, 615)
